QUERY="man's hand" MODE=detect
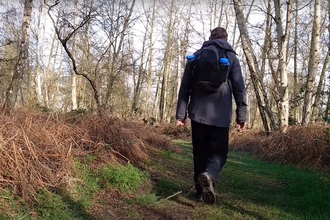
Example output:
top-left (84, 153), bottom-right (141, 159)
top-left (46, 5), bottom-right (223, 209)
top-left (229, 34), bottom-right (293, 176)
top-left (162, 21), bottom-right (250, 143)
top-left (237, 122), bottom-right (246, 131)
top-left (177, 120), bottom-right (186, 126)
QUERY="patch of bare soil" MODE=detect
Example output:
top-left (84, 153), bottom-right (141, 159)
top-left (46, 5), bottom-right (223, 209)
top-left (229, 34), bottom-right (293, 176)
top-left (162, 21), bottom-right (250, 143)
top-left (88, 188), bottom-right (196, 220)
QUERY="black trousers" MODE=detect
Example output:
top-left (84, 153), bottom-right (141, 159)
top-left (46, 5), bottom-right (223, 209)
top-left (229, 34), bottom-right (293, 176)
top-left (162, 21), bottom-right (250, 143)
top-left (191, 120), bottom-right (229, 194)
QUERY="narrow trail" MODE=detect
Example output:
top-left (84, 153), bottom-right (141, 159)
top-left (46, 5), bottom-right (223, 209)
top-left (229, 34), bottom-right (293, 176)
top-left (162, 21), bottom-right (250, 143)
top-left (88, 141), bottom-right (330, 220)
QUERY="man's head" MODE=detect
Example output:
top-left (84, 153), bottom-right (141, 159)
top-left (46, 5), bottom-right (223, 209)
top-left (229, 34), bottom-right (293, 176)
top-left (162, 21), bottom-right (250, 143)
top-left (209, 27), bottom-right (228, 40)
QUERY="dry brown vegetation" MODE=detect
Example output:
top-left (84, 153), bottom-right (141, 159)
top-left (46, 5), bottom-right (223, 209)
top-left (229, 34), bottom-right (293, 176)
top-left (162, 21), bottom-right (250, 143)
top-left (230, 125), bottom-right (330, 171)
top-left (0, 109), bottom-right (178, 202)
top-left (0, 109), bottom-right (329, 204)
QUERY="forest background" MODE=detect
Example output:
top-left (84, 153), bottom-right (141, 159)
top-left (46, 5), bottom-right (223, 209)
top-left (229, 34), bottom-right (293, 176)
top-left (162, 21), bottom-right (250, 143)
top-left (1, 0), bottom-right (328, 133)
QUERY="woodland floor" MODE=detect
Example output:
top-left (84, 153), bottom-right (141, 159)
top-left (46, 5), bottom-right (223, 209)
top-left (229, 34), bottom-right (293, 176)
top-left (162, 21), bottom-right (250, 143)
top-left (84, 140), bottom-right (330, 220)
top-left (0, 110), bottom-right (330, 219)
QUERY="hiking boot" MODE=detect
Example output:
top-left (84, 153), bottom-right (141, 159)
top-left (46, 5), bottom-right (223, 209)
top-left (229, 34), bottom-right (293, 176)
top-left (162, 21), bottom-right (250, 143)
top-left (198, 172), bottom-right (216, 204)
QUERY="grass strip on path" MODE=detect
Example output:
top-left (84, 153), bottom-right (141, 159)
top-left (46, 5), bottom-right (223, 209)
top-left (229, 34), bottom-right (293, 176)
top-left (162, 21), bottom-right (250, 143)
top-left (171, 140), bottom-right (330, 220)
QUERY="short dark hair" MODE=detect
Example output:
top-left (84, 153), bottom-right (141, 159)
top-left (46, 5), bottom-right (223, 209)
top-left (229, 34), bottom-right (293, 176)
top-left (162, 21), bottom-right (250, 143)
top-left (209, 27), bottom-right (228, 40)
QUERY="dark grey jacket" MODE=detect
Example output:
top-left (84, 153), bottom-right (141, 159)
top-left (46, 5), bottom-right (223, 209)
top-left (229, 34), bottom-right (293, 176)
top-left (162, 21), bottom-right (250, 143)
top-left (176, 39), bottom-right (247, 128)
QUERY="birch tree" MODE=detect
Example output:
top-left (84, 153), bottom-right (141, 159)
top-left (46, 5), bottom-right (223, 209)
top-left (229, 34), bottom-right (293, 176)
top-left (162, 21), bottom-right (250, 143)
top-left (233, 0), bottom-right (277, 132)
top-left (3, 0), bottom-right (33, 113)
top-left (326, 2), bottom-right (330, 122)
top-left (302, 0), bottom-right (321, 125)
top-left (131, 4), bottom-right (149, 115)
top-left (273, 0), bottom-right (293, 132)
top-left (145, 0), bottom-right (157, 119)
top-left (312, 1), bottom-right (330, 122)
top-left (176, 1), bottom-right (194, 98)
top-left (292, 0), bottom-right (299, 122)
top-left (35, 2), bottom-right (44, 106)
top-left (71, 0), bottom-right (78, 111)
top-left (44, 17), bottom-right (61, 109)
top-left (159, 0), bottom-right (176, 122)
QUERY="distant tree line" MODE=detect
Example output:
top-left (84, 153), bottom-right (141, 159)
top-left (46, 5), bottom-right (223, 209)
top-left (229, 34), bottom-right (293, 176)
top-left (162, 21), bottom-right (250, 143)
top-left (0, 0), bottom-right (329, 133)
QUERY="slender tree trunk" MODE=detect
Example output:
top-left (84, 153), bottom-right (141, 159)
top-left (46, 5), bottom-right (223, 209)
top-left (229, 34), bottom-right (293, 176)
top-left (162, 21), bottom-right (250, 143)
top-left (35, 3), bottom-right (44, 106)
top-left (302, 0), bottom-right (321, 125)
top-left (105, 0), bottom-right (136, 106)
top-left (3, 0), bottom-right (33, 113)
top-left (176, 1), bottom-right (192, 98)
top-left (273, 0), bottom-right (292, 132)
top-left (312, 46), bottom-right (330, 122)
top-left (233, 0), bottom-right (255, 51)
top-left (132, 22), bottom-right (148, 114)
top-left (312, 2), bottom-right (330, 122)
top-left (176, 37), bottom-right (182, 98)
top-left (54, 50), bottom-right (63, 109)
top-left (46, 31), bottom-right (60, 109)
top-left (145, 0), bottom-right (156, 119)
top-left (233, 0), bottom-right (277, 133)
top-left (210, 0), bottom-right (215, 28)
top-left (154, 72), bottom-right (161, 121)
top-left (71, 0), bottom-right (78, 111)
top-left (325, 80), bottom-right (330, 121)
top-left (293, 0), bottom-right (299, 123)
top-left (79, 21), bottom-right (91, 110)
top-left (159, 0), bottom-right (175, 122)
top-left (217, 0), bottom-right (225, 27)
top-left (261, 0), bottom-right (272, 80)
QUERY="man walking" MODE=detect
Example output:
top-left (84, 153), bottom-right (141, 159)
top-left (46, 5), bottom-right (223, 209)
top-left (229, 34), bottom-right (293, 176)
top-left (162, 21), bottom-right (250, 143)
top-left (176, 27), bottom-right (247, 204)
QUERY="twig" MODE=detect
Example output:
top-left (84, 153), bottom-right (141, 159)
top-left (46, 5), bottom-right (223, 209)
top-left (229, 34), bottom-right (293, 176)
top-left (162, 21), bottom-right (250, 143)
top-left (0, 179), bottom-right (19, 183)
top-left (111, 149), bottom-right (131, 163)
top-left (157, 191), bottom-right (182, 203)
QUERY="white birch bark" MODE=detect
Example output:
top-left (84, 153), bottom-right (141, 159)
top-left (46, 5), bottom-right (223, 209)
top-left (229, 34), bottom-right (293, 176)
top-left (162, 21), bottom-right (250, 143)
top-left (302, 0), bottom-right (321, 125)
top-left (4, 0), bottom-right (33, 112)
top-left (273, 0), bottom-right (292, 132)
top-left (293, 0), bottom-right (299, 123)
top-left (145, 0), bottom-right (157, 119)
top-left (159, 0), bottom-right (175, 122)
top-left (71, 0), bottom-right (78, 111)
top-left (233, 0), bottom-right (277, 132)
top-left (35, 3), bottom-right (44, 106)
top-left (311, 0), bottom-right (329, 123)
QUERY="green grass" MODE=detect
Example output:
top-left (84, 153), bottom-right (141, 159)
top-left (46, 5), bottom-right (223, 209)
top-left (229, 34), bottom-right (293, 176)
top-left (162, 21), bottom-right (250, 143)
top-left (137, 193), bottom-right (158, 205)
top-left (199, 151), bottom-right (330, 220)
top-left (173, 141), bottom-right (330, 220)
top-left (218, 152), bottom-right (330, 219)
top-left (154, 178), bottom-right (182, 198)
top-left (36, 190), bottom-right (94, 220)
top-left (161, 149), bottom-right (192, 169)
top-left (98, 162), bottom-right (149, 192)
top-left (0, 190), bottom-right (30, 220)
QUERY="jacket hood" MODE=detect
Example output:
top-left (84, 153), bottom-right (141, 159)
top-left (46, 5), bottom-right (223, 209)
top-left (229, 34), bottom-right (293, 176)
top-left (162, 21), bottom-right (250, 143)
top-left (202, 39), bottom-right (237, 54)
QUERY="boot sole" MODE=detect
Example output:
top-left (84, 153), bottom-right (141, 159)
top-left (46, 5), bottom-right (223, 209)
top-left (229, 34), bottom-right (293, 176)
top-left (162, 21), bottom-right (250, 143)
top-left (198, 173), bottom-right (216, 204)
